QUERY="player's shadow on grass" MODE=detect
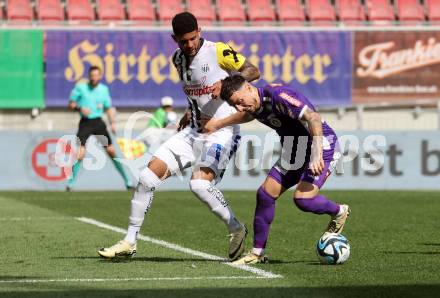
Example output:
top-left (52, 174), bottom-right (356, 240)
top-left (383, 251), bottom-right (440, 255)
top-left (0, 276), bottom-right (38, 280)
top-left (110, 256), bottom-right (221, 263)
top-left (52, 256), bottom-right (221, 263)
top-left (5, 285), bottom-right (440, 298)
top-left (268, 259), bottom-right (319, 265)
top-left (420, 242), bottom-right (440, 247)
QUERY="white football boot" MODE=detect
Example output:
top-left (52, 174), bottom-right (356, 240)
top-left (98, 240), bottom-right (137, 259)
top-left (232, 251), bottom-right (268, 265)
top-left (326, 204), bottom-right (351, 234)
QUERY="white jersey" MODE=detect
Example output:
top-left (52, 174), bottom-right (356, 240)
top-left (172, 39), bottom-right (246, 131)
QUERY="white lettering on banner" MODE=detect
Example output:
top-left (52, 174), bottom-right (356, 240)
top-left (357, 38), bottom-right (440, 79)
top-left (9, 131), bottom-right (440, 190)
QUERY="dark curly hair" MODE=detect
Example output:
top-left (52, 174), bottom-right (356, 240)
top-left (172, 12), bottom-right (198, 37)
top-left (220, 75), bottom-right (246, 104)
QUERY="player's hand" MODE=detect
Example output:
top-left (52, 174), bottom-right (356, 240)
top-left (177, 113), bottom-right (190, 131)
top-left (80, 107), bottom-right (91, 116)
top-left (210, 81), bottom-right (222, 100)
top-left (309, 152), bottom-right (324, 176)
top-left (201, 117), bottom-right (220, 134)
top-left (110, 122), bottom-right (117, 134)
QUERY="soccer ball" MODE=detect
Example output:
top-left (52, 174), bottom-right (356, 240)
top-left (316, 233), bottom-right (350, 265)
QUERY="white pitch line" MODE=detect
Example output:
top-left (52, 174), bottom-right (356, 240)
top-left (77, 217), bottom-right (282, 279)
top-left (0, 276), bottom-right (268, 284)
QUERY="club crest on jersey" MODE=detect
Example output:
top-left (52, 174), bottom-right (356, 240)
top-left (268, 117), bottom-right (282, 127)
top-left (201, 64), bottom-right (209, 73)
top-left (279, 92), bottom-right (302, 107)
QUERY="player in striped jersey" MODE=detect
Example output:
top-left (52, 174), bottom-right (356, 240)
top-left (99, 12), bottom-right (260, 261)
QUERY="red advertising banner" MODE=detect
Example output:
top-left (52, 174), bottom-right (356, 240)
top-left (353, 31), bottom-right (440, 104)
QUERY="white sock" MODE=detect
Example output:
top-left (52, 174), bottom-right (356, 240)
top-left (189, 179), bottom-right (242, 233)
top-left (252, 247), bottom-right (264, 256)
top-left (336, 205), bottom-right (345, 217)
top-left (124, 167), bottom-right (162, 244)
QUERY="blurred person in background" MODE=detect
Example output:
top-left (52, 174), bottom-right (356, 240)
top-left (66, 66), bottom-right (132, 191)
top-left (143, 96), bottom-right (178, 148)
top-left (147, 96), bottom-right (177, 129)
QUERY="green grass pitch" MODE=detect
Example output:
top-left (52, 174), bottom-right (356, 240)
top-left (0, 190), bottom-right (438, 297)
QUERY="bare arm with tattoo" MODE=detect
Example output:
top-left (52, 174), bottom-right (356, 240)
top-left (301, 108), bottom-right (324, 176)
top-left (238, 59), bottom-right (260, 82)
top-left (201, 111), bottom-right (254, 134)
top-left (212, 59), bottom-right (260, 99)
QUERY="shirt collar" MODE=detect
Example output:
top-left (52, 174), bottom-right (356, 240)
top-left (255, 88), bottom-right (266, 116)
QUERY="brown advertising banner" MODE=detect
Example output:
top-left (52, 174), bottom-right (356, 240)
top-left (353, 31), bottom-right (440, 104)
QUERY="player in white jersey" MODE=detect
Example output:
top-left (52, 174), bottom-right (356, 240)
top-left (99, 12), bottom-right (260, 261)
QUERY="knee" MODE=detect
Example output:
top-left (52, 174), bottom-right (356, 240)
top-left (189, 179), bottom-right (210, 196)
top-left (257, 186), bottom-right (277, 206)
top-left (106, 146), bottom-right (116, 157)
top-left (138, 167), bottom-right (161, 190)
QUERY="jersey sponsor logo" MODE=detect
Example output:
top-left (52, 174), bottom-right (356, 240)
top-left (279, 92), bottom-right (303, 107)
top-left (31, 139), bottom-right (74, 181)
top-left (183, 85), bottom-right (212, 97)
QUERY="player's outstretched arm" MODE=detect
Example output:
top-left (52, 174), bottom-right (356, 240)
top-left (301, 108), bottom-right (324, 176)
top-left (177, 109), bottom-right (191, 131)
top-left (201, 111), bottom-right (254, 134)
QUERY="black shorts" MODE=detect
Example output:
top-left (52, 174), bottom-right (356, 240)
top-left (76, 117), bottom-right (112, 146)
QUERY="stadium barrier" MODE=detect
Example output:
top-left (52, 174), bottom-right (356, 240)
top-left (3, 130), bottom-right (440, 191)
top-left (0, 30), bottom-right (44, 108)
top-left (1, 27), bottom-right (440, 109)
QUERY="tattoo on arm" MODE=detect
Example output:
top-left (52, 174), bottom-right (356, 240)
top-left (309, 115), bottom-right (323, 137)
top-left (238, 60), bottom-right (260, 82)
top-left (303, 109), bottom-right (324, 153)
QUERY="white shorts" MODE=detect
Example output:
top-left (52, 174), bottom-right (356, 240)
top-left (142, 127), bottom-right (176, 148)
top-left (153, 126), bottom-right (241, 184)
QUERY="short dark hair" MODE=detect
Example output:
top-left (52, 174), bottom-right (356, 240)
top-left (220, 75), bottom-right (246, 103)
top-left (88, 66), bottom-right (101, 75)
top-left (172, 12), bottom-right (198, 36)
